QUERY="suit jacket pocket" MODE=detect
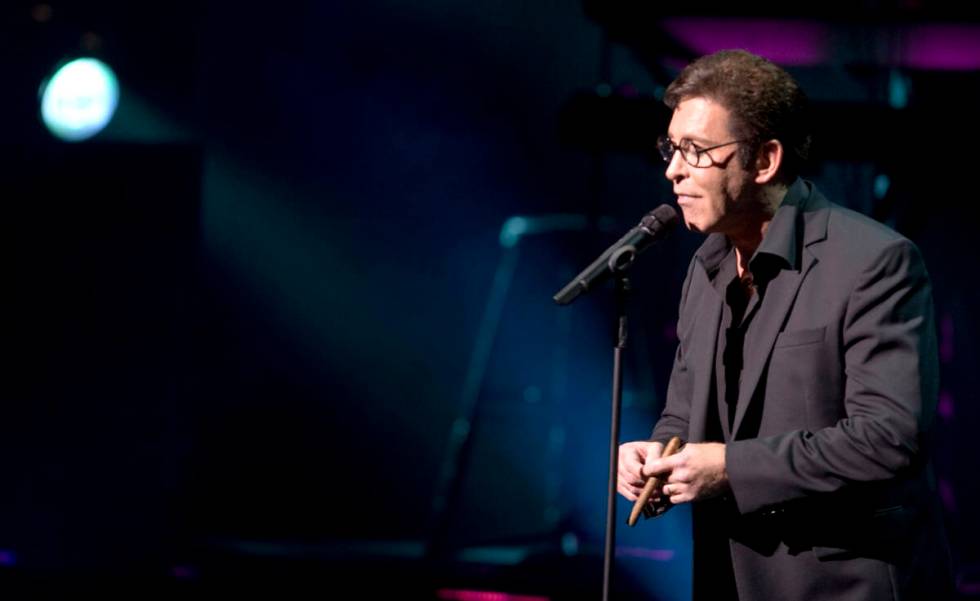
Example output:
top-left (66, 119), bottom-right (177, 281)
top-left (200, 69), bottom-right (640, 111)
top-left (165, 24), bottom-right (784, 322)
top-left (774, 325), bottom-right (826, 348)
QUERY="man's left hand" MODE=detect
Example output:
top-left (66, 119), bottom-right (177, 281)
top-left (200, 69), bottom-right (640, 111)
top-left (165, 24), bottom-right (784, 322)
top-left (642, 442), bottom-right (729, 504)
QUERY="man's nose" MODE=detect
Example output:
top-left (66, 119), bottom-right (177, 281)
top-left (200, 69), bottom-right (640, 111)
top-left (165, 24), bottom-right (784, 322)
top-left (664, 149), bottom-right (687, 181)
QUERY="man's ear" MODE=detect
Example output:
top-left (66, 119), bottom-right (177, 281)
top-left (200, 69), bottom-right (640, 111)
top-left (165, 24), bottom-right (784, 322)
top-left (753, 139), bottom-right (783, 185)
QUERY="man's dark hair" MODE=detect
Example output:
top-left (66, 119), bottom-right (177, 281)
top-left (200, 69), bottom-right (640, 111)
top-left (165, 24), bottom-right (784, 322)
top-left (664, 49), bottom-right (811, 183)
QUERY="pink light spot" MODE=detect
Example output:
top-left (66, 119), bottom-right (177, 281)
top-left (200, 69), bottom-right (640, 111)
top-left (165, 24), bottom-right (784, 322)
top-left (616, 545), bottom-right (675, 561)
top-left (905, 25), bottom-right (980, 71)
top-left (661, 18), bottom-right (831, 66)
top-left (436, 590), bottom-right (550, 601)
top-left (938, 391), bottom-right (954, 420)
top-left (171, 565), bottom-right (197, 580)
top-left (938, 478), bottom-right (956, 514)
top-left (940, 314), bottom-right (954, 364)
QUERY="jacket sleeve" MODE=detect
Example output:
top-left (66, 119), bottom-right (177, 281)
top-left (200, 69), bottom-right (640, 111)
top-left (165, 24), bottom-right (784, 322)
top-left (726, 238), bottom-right (938, 515)
top-left (650, 256), bottom-right (699, 445)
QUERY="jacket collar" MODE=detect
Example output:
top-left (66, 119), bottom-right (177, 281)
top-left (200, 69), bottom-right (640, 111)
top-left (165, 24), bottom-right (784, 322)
top-left (693, 177), bottom-right (827, 278)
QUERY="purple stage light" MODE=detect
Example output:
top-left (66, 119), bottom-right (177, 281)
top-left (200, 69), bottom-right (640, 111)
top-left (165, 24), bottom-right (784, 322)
top-left (938, 478), bottom-right (956, 514)
top-left (660, 19), bottom-right (980, 71)
top-left (0, 550), bottom-right (15, 566)
top-left (660, 18), bottom-right (830, 66)
top-left (904, 25), bottom-right (980, 71)
top-left (940, 314), bottom-right (955, 363)
top-left (436, 590), bottom-right (550, 601)
top-left (616, 545), bottom-right (676, 562)
top-left (938, 391), bottom-right (954, 420)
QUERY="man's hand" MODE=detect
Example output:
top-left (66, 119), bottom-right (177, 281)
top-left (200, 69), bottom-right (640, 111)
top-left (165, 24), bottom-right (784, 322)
top-left (643, 442), bottom-right (729, 504)
top-left (618, 440), bottom-right (672, 516)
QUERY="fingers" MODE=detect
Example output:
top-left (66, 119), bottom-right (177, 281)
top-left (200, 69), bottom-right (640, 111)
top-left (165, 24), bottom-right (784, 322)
top-left (618, 468), bottom-right (655, 500)
top-left (662, 482), bottom-right (690, 504)
top-left (649, 442), bottom-right (728, 504)
top-left (618, 455), bottom-right (645, 501)
top-left (643, 448), bottom-right (682, 478)
top-left (663, 462), bottom-right (692, 500)
top-left (617, 481), bottom-right (640, 501)
top-left (621, 441), bottom-right (657, 473)
top-left (662, 466), bottom-right (703, 504)
top-left (617, 441), bottom-right (664, 501)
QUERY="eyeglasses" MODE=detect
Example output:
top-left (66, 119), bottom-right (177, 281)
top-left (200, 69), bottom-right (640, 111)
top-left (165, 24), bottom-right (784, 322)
top-left (656, 136), bottom-right (747, 168)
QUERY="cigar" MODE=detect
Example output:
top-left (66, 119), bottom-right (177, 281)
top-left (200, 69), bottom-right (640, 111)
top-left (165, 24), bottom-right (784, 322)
top-left (627, 436), bottom-right (683, 527)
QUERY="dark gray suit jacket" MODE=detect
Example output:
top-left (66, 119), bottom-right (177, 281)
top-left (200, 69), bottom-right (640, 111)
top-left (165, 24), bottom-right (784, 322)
top-left (651, 179), bottom-right (952, 601)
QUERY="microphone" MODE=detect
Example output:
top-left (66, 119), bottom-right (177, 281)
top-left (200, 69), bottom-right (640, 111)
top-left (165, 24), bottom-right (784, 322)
top-left (553, 204), bottom-right (678, 305)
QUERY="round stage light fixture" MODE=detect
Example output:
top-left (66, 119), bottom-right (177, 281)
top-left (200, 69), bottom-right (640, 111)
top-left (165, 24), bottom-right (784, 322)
top-left (40, 57), bottom-right (119, 142)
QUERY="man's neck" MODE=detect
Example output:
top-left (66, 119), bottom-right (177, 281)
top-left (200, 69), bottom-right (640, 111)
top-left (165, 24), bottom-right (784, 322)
top-left (730, 183), bottom-right (788, 277)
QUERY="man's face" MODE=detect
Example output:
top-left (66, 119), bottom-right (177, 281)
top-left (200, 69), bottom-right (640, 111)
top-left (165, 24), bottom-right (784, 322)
top-left (664, 96), bottom-right (754, 235)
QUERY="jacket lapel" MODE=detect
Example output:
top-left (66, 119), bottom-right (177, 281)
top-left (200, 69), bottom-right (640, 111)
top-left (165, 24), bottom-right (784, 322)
top-left (729, 253), bottom-right (815, 438)
top-left (730, 183), bottom-right (829, 439)
top-left (687, 264), bottom-right (723, 443)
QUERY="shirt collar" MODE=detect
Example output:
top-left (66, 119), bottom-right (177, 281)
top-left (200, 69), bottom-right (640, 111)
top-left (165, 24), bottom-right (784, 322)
top-left (694, 177), bottom-right (810, 279)
top-left (750, 177), bottom-right (808, 273)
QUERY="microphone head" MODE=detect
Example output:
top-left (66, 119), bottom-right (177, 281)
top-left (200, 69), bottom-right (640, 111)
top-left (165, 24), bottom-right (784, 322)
top-left (641, 204), bottom-right (679, 235)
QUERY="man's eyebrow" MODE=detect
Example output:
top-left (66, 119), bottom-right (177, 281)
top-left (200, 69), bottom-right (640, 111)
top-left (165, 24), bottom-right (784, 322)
top-left (667, 134), bottom-right (714, 146)
top-left (686, 136), bottom-right (716, 146)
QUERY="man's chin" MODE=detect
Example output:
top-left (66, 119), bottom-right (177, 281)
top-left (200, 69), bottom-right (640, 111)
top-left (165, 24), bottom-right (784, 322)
top-left (678, 208), bottom-right (703, 233)
top-left (682, 215), bottom-right (720, 234)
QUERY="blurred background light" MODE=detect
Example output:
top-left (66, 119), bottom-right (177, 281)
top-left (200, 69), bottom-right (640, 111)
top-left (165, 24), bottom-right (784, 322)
top-left (40, 57), bottom-right (119, 142)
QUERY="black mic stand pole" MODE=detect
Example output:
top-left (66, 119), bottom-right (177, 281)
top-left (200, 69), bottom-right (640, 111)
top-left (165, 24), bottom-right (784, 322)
top-left (602, 269), bottom-right (630, 601)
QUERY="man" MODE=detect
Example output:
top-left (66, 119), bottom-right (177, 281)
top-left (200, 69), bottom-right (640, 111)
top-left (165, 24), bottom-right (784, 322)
top-left (617, 50), bottom-right (952, 600)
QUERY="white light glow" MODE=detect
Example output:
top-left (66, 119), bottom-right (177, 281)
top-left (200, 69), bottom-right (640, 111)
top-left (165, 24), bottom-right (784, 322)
top-left (40, 58), bottom-right (119, 142)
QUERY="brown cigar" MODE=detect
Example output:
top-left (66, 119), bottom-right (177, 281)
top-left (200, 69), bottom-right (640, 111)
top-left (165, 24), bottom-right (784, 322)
top-left (627, 436), bottom-right (682, 527)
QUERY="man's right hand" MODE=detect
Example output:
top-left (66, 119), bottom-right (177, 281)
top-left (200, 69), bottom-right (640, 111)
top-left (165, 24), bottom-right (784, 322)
top-left (618, 440), bottom-right (669, 514)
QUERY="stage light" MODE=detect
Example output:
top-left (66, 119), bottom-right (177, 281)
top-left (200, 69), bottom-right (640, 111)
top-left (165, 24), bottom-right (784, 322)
top-left (39, 57), bottom-right (119, 142)
top-left (874, 174), bottom-right (891, 200)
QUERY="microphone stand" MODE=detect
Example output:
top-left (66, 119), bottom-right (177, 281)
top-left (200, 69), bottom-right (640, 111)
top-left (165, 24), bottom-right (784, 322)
top-left (552, 207), bottom-right (676, 598)
top-left (602, 271), bottom-right (630, 601)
